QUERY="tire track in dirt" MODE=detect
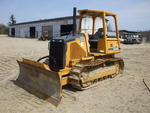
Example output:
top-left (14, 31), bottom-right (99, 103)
top-left (0, 36), bottom-right (150, 113)
top-left (0, 76), bottom-right (49, 113)
top-left (0, 55), bottom-right (18, 82)
top-left (0, 37), bottom-right (50, 113)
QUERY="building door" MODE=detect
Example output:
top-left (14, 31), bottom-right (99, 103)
top-left (61, 24), bottom-right (73, 36)
top-left (42, 25), bottom-right (53, 39)
top-left (11, 28), bottom-right (15, 37)
top-left (30, 27), bottom-right (36, 38)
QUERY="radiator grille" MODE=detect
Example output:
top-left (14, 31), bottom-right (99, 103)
top-left (49, 39), bottom-right (66, 71)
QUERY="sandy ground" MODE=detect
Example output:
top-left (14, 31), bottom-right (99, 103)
top-left (0, 35), bottom-right (150, 113)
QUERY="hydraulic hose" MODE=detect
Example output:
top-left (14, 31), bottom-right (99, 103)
top-left (37, 56), bottom-right (49, 62)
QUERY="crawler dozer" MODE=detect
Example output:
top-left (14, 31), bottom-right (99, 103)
top-left (16, 8), bottom-right (124, 106)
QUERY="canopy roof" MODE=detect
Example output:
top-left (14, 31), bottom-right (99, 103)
top-left (78, 9), bottom-right (116, 16)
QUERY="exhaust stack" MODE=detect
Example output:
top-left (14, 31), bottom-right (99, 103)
top-left (73, 7), bottom-right (77, 36)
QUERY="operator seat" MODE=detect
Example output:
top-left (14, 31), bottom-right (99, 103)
top-left (89, 28), bottom-right (103, 50)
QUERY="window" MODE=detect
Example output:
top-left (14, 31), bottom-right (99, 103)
top-left (106, 16), bottom-right (116, 37)
top-left (81, 16), bottom-right (93, 35)
top-left (94, 17), bottom-right (103, 34)
top-left (93, 17), bottom-right (103, 39)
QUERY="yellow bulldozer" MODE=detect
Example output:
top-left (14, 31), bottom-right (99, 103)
top-left (39, 31), bottom-right (49, 41)
top-left (16, 8), bottom-right (124, 106)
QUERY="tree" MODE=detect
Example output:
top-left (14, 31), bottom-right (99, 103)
top-left (140, 30), bottom-right (150, 42)
top-left (0, 24), bottom-right (9, 34)
top-left (8, 14), bottom-right (16, 25)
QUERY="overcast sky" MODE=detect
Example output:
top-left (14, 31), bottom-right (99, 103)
top-left (0, 0), bottom-right (149, 31)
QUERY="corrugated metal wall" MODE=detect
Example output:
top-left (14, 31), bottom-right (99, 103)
top-left (9, 19), bottom-right (80, 39)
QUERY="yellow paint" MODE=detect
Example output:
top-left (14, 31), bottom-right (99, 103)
top-left (65, 36), bottom-right (90, 66)
top-left (78, 9), bottom-right (120, 55)
top-left (18, 9), bottom-right (122, 88)
top-left (58, 67), bottom-right (71, 76)
top-left (81, 65), bottom-right (118, 83)
top-left (17, 58), bottom-right (51, 71)
top-left (61, 77), bottom-right (69, 86)
top-left (78, 9), bottom-right (117, 16)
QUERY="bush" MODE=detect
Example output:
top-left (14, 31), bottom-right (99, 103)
top-left (0, 24), bottom-right (9, 34)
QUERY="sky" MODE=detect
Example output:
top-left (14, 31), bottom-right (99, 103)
top-left (0, 0), bottom-right (150, 31)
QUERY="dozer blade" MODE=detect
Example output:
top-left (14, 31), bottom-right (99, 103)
top-left (16, 59), bottom-right (62, 106)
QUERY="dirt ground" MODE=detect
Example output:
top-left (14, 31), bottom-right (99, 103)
top-left (0, 35), bottom-right (150, 113)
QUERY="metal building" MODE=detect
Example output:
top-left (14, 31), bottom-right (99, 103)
top-left (9, 16), bottom-right (80, 39)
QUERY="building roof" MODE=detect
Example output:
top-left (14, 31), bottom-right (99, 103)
top-left (119, 30), bottom-right (139, 34)
top-left (10, 15), bottom-right (80, 26)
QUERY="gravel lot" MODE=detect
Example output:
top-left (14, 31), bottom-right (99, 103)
top-left (0, 35), bottom-right (150, 113)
